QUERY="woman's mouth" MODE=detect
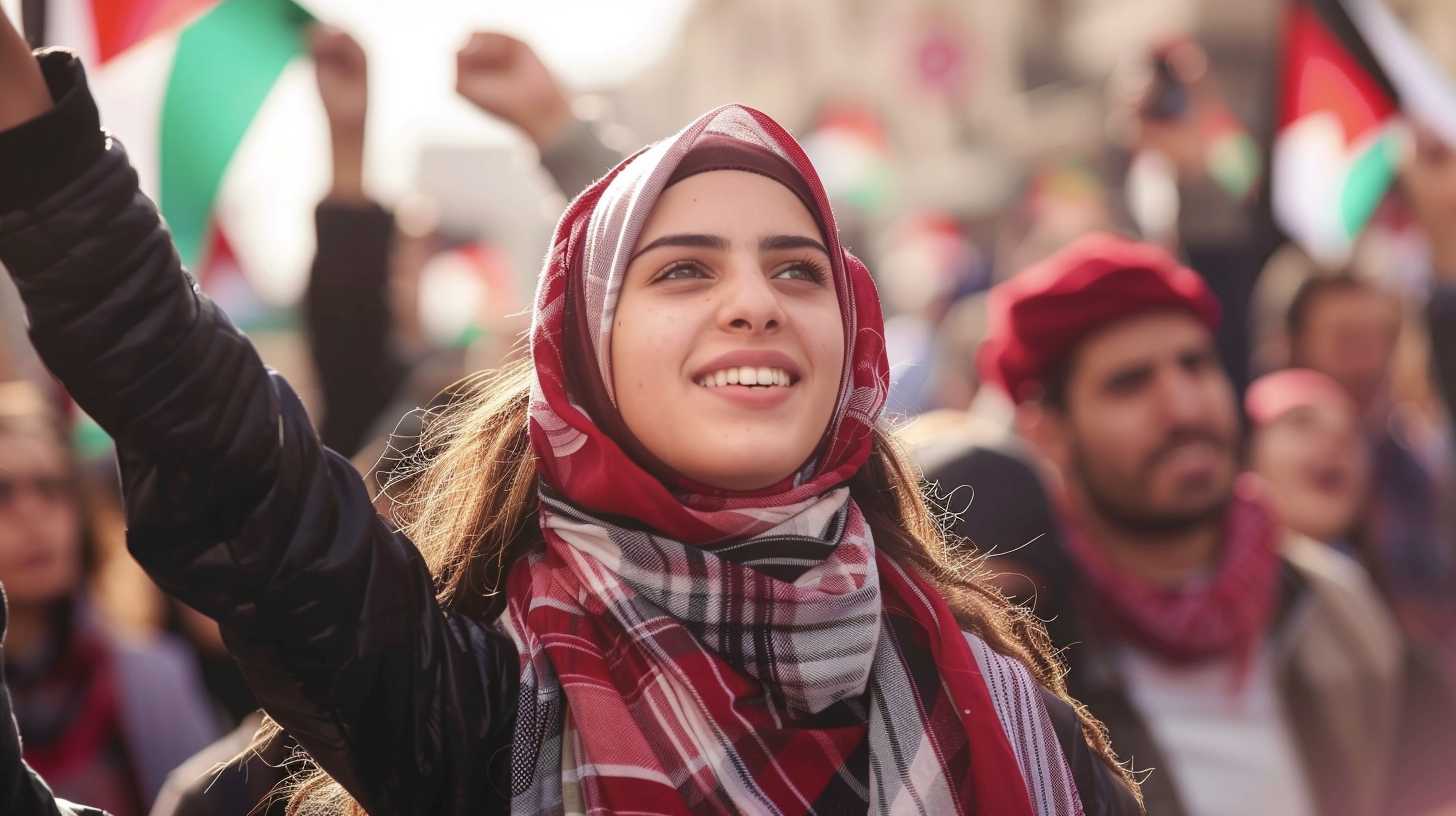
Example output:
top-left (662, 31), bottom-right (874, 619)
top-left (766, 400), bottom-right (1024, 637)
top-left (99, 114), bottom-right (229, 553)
top-left (1306, 464), bottom-right (1349, 495)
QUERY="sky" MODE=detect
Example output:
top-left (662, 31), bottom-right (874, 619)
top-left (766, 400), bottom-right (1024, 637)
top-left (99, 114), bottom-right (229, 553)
top-left (3, 0), bottom-right (693, 303)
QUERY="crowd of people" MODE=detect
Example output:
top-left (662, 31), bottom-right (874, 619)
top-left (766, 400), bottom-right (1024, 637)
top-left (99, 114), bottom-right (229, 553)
top-left (2, 4), bottom-right (1456, 815)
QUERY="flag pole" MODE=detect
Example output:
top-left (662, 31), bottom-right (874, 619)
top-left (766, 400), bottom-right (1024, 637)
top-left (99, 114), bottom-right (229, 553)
top-left (19, 0), bottom-right (45, 48)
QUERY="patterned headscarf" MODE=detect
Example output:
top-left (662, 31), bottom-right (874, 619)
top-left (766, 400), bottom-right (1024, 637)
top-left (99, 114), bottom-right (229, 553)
top-left (525, 106), bottom-right (888, 545)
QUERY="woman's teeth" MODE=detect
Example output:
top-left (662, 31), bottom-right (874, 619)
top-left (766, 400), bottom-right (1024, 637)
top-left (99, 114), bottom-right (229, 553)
top-left (696, 366), bottom-right (793, 388)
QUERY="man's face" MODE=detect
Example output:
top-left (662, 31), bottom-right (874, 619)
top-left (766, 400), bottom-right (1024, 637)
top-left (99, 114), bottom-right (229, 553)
top-left (1048, 311), bottom-right (1239, 532)
top-left (1292, 286), bottom-right (1400, 416)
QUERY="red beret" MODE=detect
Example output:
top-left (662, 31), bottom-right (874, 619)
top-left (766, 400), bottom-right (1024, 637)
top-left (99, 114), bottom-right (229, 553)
top-left (979, 232), bottom-right (1220, 403)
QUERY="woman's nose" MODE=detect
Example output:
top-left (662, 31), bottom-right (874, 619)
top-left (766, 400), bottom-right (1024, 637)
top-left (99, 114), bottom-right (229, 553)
top-left (719, 260), bottom-right (784, 333)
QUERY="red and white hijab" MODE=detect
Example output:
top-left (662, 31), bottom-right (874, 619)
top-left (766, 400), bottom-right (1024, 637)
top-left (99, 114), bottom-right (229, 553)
top-left (500, 104), bottom-right (1083, 815)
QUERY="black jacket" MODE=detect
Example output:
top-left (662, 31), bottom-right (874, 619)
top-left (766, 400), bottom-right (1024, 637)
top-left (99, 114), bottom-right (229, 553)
top-left (0, 52), bottom-right (1138, 816)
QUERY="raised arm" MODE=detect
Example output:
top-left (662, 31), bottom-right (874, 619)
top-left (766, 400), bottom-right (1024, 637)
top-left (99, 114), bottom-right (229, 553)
top-left (303, 27), bottom-right (410, 457)
top-left (454, 32), bottom-right (622, 197)
top-left (0, 19), bottom-right (515, 813)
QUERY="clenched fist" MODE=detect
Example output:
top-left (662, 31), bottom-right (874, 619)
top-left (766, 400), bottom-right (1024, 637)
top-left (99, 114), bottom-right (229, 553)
top-left (455, 32), bottom-right (572, 149)
top-left (311, 25), bottom-right (369, 135)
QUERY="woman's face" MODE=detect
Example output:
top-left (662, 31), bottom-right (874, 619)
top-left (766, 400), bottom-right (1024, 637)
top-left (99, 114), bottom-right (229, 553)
top-left (0, 429), bottom-right (82, 607)
top-left (611, 170), bottom-right (845, 491)
top-left (1250, 401), bottom-right (1369, 543)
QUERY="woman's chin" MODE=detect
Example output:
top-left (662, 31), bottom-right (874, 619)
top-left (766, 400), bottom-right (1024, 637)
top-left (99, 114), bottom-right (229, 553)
top-left (673, 446), bottom-right (806, 492)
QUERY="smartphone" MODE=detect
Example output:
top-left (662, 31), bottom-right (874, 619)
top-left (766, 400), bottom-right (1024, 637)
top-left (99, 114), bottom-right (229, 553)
top-left (1141, 54), bottom-right (1190, 122)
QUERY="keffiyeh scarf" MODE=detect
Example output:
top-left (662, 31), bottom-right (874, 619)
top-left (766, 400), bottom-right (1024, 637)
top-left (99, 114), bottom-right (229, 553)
top-left (503, 103), bottom-right (1083, 815)
top-left (1059, 475), bottom-right (1281, 666)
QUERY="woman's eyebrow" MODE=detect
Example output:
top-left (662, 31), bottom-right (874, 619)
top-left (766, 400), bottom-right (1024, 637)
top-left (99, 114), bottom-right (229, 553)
top-left (631, 233), bottom-right (728, 260)
top-left (760, 235), bottom-right (829, 255)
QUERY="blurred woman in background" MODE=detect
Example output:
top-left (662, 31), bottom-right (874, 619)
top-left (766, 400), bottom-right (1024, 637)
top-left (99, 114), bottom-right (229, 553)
top-left (0, 382), bottom-right (217, 816)
top-left (1246, 368), bottom-right (1370, 548)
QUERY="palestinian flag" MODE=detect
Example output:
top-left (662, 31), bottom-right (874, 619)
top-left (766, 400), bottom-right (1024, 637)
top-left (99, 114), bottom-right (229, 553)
top-left (802, 104), bottom-right (894, 215)
top-left (1273, 0), bottom-right (1456, 266)
top-left (33, 0), bottom-right (314, 270)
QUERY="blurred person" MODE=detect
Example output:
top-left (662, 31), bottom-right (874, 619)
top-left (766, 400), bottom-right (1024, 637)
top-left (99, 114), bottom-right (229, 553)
top-left (1286, 275), bottom-right (1403, 419)
top-left (305, 28), bottom-right (621, 461)
top-left (1385, 120), bottom-right (1456, 685)
top-left (0, 17), bottom-right (1140, 816)
top-left (1285, 272), bottom-right (1456, 674)
top-left (878, 212), bottom-right (984, 416)
top-left (302, 25), bottom-right (415, 460)
top-left (2, 582), bottom-right (107, 816)
top-left (1245, 369), bottom-right (1370, 547)
top-left (0, 383), bottom-right (217, 816)
top-left (972, 233), bottom-right (1425, 816)
top-left (1245, 365), bottom-right (1456, 816)
top-left (1114, 37), bottom-right (1277, 397)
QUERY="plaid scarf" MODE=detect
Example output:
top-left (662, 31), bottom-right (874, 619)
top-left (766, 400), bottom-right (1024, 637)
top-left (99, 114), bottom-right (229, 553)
top-left (1059, 476), bottom-right (1281, 665)
top-left (498, 489), bottom-right (1082, 814)
top-left (508, 103), bottom-right (1082, 814)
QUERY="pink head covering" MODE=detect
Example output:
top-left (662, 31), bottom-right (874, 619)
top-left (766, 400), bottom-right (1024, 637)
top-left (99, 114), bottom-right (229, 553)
top-left (979, 232), bottom-right (1220, 403)
top-left (1245, 368), bottom-right (1355, 426)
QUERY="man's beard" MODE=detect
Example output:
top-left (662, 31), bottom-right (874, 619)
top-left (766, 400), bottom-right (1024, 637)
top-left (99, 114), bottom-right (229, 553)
top-left (1069, 431), bottom-right (1234, 536)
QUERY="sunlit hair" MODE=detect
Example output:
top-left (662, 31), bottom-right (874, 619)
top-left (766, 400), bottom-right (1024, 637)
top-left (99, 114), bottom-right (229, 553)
top-left (253, 358), bottom-right (1140, 814)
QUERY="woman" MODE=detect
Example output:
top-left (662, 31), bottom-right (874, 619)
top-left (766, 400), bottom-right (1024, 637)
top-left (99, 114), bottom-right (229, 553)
top-left (1246, 368), bottom-right (1370, 549)
top-left (1, 584), bottom-right (104, 816)
top-left (0, 14), bottom-right (1138, 815)
top-left (0, 382), bottom-right (218, 816)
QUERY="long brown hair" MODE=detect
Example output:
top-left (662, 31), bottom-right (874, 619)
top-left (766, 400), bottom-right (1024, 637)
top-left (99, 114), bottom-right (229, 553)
top-left (265, 358), bottom-right (1140, 814)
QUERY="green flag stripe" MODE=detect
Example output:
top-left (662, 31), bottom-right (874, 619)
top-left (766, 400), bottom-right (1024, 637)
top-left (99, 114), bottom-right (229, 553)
top-left (1338, 129), bottom-right (1399, 239)
top-left (159, 0), bottom-right (313, 268)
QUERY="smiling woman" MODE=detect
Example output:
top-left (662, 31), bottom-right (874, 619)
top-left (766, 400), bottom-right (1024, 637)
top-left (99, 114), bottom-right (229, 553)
top-left (0, 17), bottom-right (1141, 815)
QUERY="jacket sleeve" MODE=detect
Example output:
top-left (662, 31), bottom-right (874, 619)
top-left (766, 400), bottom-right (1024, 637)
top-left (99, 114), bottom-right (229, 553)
top-left (0, 51), bottom-right (516, 815)
top-left (538, 118), bottom-right (623, 199)
top-left (303, 200), bottom-right (410, 458)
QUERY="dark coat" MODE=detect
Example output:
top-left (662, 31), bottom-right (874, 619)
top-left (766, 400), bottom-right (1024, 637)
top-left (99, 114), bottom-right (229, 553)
top-left (0, 51), bottom-right (1138, 816)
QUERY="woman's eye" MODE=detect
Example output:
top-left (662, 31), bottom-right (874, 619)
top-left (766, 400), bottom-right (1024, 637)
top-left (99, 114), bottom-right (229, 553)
top-left (657, 262), bottom-right (710, 282)
top-left (774, 261), bottom-right (826, 283)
